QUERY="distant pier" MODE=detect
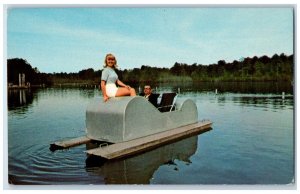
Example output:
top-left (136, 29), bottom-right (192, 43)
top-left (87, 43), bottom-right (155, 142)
top-left (8, 73), bottom-right (30, 90)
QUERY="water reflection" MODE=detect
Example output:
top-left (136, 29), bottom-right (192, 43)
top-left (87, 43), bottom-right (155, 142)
top-left (231, 95), bottom-right (294, 110)
top-left (8, 89), bottom-right (34, 110)
top-left (85, 130), bottom-right (211, 184)
top-left (156, 81), bottom-right (293, 94)
top-left (78, 88), bottom-right (98, 98)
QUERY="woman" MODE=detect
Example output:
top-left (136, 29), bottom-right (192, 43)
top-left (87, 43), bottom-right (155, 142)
top-left (101, 53), bottom-right (136, 102)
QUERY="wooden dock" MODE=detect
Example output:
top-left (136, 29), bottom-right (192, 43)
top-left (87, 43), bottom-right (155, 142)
top-left (50, 136), bottom-right (91, 151)
top-left (85, 120), bottom-right (212, 160)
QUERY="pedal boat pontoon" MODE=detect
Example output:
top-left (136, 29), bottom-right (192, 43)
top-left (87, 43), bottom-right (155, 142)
top-left (50, 96), bottom-right (212, 159)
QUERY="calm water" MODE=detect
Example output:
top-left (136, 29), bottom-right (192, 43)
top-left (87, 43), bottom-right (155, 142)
top-left (6, 82), bottom-right (294, 185)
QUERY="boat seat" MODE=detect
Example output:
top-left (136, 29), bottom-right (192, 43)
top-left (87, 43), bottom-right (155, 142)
top-left (157, 93), bottom-right (178, 112)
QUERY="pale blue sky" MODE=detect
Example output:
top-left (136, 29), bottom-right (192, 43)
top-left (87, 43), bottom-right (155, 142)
top-left (7, 7), bottom-right (294, 73)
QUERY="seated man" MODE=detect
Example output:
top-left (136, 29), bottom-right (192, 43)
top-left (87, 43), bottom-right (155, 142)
top-left (140, 85), bottom-right (159, 107)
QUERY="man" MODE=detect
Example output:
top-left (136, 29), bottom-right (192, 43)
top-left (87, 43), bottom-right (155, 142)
top-left (141, 85), bottom-right (159, 107)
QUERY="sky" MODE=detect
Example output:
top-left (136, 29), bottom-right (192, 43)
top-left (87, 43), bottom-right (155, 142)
top-left (6, 6), bottom-right (294, 73)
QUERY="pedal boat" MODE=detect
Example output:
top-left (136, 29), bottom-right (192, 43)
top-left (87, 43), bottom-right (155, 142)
top-left (50, 96), bottom-right (212, 159)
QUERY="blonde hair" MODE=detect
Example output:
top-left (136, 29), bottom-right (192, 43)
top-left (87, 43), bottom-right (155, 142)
top-left (104, 53), bottom-right (118, 69)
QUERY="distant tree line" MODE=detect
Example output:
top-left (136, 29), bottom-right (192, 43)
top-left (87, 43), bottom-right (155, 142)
top-left (171, 53), bottom-right (293, 82)
top-left (7, 58), bottom-right (52, 86)
top-left (7, 53), bottom-right (293, 87)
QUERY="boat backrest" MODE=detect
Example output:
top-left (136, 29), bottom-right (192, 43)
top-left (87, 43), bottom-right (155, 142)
top-left (86, 96), bottom-right (198, 143)
top-left (151, 93), bottom-right (160, 107)
top-left (139, 93), bottom-right (160, 107)
top-left (157, 93), bottom-right (178, 112)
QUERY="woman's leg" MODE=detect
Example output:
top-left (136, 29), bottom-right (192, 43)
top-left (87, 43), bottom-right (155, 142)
top-left (115, 87), bottom-right (136, 97)
top-left (130, 87), bottom-right (136, 96)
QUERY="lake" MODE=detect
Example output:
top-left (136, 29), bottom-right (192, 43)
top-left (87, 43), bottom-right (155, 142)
top-left (6, 82), bottom-right (294, 186)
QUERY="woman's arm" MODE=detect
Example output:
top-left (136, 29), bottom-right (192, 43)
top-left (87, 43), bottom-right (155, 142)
top-left (101, 80), bottom-right (109, 102)
top-left (116, 79), bottom-right (130, 89)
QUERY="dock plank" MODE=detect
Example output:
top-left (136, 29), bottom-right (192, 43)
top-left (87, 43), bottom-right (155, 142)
top-left (86, 120), bottom-right (212, 159)
top-left (50, 136), bottom-right (91, 151)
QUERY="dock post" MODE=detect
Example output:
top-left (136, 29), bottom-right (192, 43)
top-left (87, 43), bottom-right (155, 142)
top-left (19, 74), bottom-right (21, 87)
top-left (282, 92), bottom-right (285, 100)
top-left (215, 89), bottom-right (218, 95)
top-left (22, 74), bottom-right (25, 86)
top-left (178, 88), bottom-right (180, 94)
